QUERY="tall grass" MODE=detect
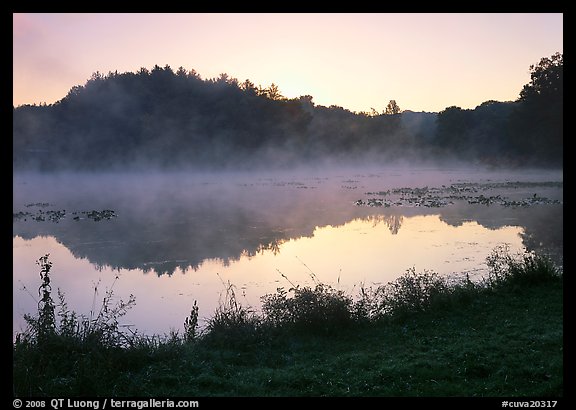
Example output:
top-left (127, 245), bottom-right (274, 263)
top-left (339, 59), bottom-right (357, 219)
top-left (201, 280), bottom-right (262, 346)
top-left (16, 255), bottom-right (137, 350)
top-left (191, 246), bottom-right (562, 338)
top-left (13, 247), bottom-right (562, 395)
top-left (15, 247), bottom-right (562, 348)
top-left (486, 244), bottom-right (562, 288)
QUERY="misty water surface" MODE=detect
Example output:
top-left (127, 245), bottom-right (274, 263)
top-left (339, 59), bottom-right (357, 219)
top-left (13, 166), bottom-right (563, 338)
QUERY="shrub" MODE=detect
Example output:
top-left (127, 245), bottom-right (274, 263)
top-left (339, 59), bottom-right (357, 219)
top-left (369, 268), bottom-right (450, 320)
top-left (202, 281), bottom-right (262, 345)
top-left (261, 283), bottom-right (354, 334)
top-left (486, 245), bottom-right (562, 288)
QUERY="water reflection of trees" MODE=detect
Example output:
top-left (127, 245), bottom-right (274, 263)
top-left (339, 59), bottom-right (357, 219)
top-left (254, 239), bottom-right (284, 256)
top-left (519, 207), bottom-right (563, 267)
top-left (13, 174), bottom-right (563, 276)
top-left (439, 203), bottom-right (563, 268)
top-left (366, 214), bottom-right (404, 235)
top-left (15, 203), bottom-right (562, 276)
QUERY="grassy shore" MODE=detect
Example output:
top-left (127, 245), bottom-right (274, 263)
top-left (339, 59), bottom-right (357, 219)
top-left (13, 249), bottom-right (563, 397)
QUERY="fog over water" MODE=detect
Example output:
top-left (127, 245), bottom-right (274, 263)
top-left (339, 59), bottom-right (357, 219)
top-left (13, 165), bottom-right (563, 338)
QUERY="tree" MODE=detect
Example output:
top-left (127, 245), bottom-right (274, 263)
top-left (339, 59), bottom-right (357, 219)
top-left (176, 66), bottom-right (188, 77)
top-left (298, 95), bottom-right (314, 105)
top-left (384, 100), bottom-right (401, 115)
top-left (435, 106), bottom-right (473, 151)
top-left (266, 83), bottom-right (283, 100)
top-left (137, 67), bottom-right (150, 76)
top-left (508, 52), bottom-right (563, 165)
top-left (382, 100), bottom-right (403, 136)
top-left (519, 52), bottom-right (563, 102)
top-left (65, 85), bottom-right (84, 99)
top-left (216, 73), bottom-right (229, 83)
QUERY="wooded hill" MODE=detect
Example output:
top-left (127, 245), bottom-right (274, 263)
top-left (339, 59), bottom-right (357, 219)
top-left (13, 53), bottom-right (562, 170)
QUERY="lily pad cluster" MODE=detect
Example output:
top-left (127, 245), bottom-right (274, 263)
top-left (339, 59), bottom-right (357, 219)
top-left (13, 209), bottom-right (67, 223)
top-left (13, 207), bottom-right (117, 223)
top-left (356, 181), bottom-right (562, 209)
top-left (72, 209), bottom-right (117, 221)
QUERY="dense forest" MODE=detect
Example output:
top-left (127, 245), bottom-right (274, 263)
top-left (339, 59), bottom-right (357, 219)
top-left (13, 52), bottom-right (562, 170)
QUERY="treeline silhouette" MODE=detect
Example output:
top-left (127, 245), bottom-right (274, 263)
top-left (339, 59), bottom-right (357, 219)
top-left (13, 53), bottom-right (562, 170)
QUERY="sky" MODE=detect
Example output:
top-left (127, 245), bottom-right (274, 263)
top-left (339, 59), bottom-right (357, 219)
top-left (13, 13), bottom-right (563, 113)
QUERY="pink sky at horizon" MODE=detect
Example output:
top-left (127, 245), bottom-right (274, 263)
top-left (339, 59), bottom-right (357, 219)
top-left (13, 13), bottom-right (563, 113)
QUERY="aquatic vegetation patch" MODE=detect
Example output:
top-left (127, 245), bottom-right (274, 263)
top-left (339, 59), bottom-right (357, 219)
top-left (79, 209), bottom-right (117, 221)
top-left (13, 206), bottom-right (117, 223)
top-left (354, 198), bottom-right (393, 207)
top-left (26, 202), bottom-right (51, 208)
top-left (13, 209), bottom-right (67, 223)
top-left (355, 181), bottom-right (562, 208)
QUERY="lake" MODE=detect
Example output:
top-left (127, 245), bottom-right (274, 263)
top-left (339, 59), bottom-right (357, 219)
top-left (13, 166), bottom-right (563, 339)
